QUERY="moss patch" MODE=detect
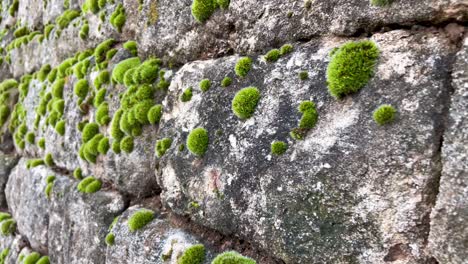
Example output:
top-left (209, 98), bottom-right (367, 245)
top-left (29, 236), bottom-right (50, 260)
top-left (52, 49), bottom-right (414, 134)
top-left (212, 251), bottom-right (256, 264)
top-left (187, 127), bottom-right (209, 156)
top-left (155, 138), bottom-right (172, 157)
top-left (271, 141), bottom-right (287, 155)
top-left (235, 57), bottom-right (252, 78)
top-left (181, 87), bottom-right (193, 102)
top-left (199, 79), bottom-right (211, 92)
top-left (77, 176), bottom-right (102, 193)
top-left (231, 87), bottom-right (260, 119)
top-left (105, 233), bottom-right (115, 246)
top-left (127, 209), bottom-right (154, 232)
top-left (373, 104), bottom-right (396, 125)
top-left (191, 0), bottom-right (218, 23)
top-left (179, 244), bottom-right (206, 264)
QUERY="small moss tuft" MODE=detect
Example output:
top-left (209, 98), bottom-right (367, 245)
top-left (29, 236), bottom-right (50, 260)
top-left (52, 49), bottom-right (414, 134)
top-left (110, 4), bottom-right (126, 32)
top-left (55, 120), bottom-right (66, 136)
top-left (290, 101), bottom-right (318, 140)
top-left (216, 0), bottom-right (230, 9)
top-left (77, 176), bottom-right (102, 193)
top-left (112, 57), bottom-right (141, 84)
top-left (105, 233), bottom-right (115, 246)
top-left (96, 103), bottom-right (111, 125)
top-left (82, 122), bottom-right (100, 143)
top-left (45, 182), bottom-right (54, 199)
top-left (326, 40), bottom-right (379, 99)
top-left (127, 209), bottom-right (154, 232)
top-left (231, 87), bottom-right (260, 119)
top-left (26, 132), bottom-right (35, 144)
top-left (23, 252), bottom-right (41, 264)
top-left (191, 0), bottom-right (217, 23)
top-left (98, 137), bottom-right (110, 154)
top-left (74, 79), bottom-right (89, 99)
top-left (95, 39), bottom-right (115, 64)
top-left (147, 105), bottom-right (163, 125)
top-left (212, 251), bottom-right (256, 264)
top-left (299, 71), bottom-right (308, 80)
top-left (38, 138), bottom-right (46, 149)
top-left (155, 138), bottom-right (172, 157)
top-left (235, 57), bottom-right (252, 78)
top-left (199, 79), bottom-right (211, 92)
top-left (73, 168), bottom-right (83, 180)
top-left (280, 44), bottom-right (293, 56)
top-left (120, 136), bottom-right (134, 153)
top-left (123, 40), bottom-right (138, 56)
top-left (264, 49), bottom-right (281, 62)
top-left (271, 141), bottom-right (287, 155)
top-left (187, 127), bottom-right (209, 156)
top-left (181, 87), bottom-right (193, 102)
top-left (44, 153), bottom-right (55, 167)
top-left (178, 244), bottom-right (206, 264)
top-left (36, 256), bottom-right (50, 264)
top-left (370, 0), bottom-right (392, 6)
top-left (373, 104), bottom-right (397, 125)
top-left (221, 77), bottom-right (232, 88)
top-left (0, 219), bottom-right (16, 236)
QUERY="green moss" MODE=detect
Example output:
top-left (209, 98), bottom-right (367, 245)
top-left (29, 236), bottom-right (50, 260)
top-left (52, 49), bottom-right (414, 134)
top-left (133, 100), bottom-right (154, 124)
top-left (38, 138), bottom-right (46, 149)
top-left (111, 140), bottom-right (121, 153)
top-left (44, 25), bottom-right (54, 39)
top-left (178, 244), bottom-right (206, 264)
top-left (147, 105), bottom-right (163, 125)
top-left (45, 182), bottom-right (54, 199)
top-left (155, 138), bottom-right (172, 157)
top-left (299, 71), bottom-right (308, 80)
top-left (0, 219), bottom-right (15, 235)
top-left (110, 4), bottom-right (126, 32)
top-left (199, 79), bottom-right (211, 92)
top-left (216, 0), bottom-right (230, 9)
top-left (36, 256), bottom-right (50, 264)
top-left (55, 120), bottom-right (66, 136)
top-left (212, 251), bottom-right (256, 264)
top-left (191, 0), bottom-right (217, 23)
top-left (96, 103), bottom-right (111, 125)
top-left (231, 87), bottom-right (260, 119)
top-left (370, 0), bottom-right (392, 6)
top-left (106, 48), bottom-right (118, 61)
top-left (264, 49), bottom-right (281, 62)
top-left (13, 27), bottom-right (30, 38)
top-left (98, 0), bottom-right (107, 8)
top-left (110, 109), bottom-right (125, 140)
top-left (235, 57), bottom-right (252, 78)
top-left (94, 70), bottom-right (110, 89)
top-left (82, 122), bottom-right (100, 142)
top-left (27, 159), bottom-right (45, 168)
top-left (187, 127), bottom-right (209, 156)
top-left (0, 213), bottom-right (11, 222)
top-left (271, 141), bottom-right (287, 155)
top-left (79, 23), bottom-right (89, 40)
top-left (74, 79), bottom-right (89, 99)
top-left (44, 153), bottom-right (55, 167)
top-left (181, 87), bottom-right (193, 102)
top-left (46, 175), bottom-right (56, 184)
top-left (38, 64), bottom-right (51, 81)
top-left (77, 176), bottom-right (102, 193)
top-left (84, 0), bottom-right (100, 13)
top-left (221, 77), bottom-right (232, 88)
top-left (373, 104), bottom-right (396, 125)
top-left (25, 132), bottom-right (35, 144)
top-left (133, 59), bottom-right (160, 84)
top-left (52, 78), bottom-right (65, 98)
top-left (94, 88), bottom-right (107, 107)
top-left (56, 9), bottom-right (81, 29)
top-left (290, 101), bottom-right (318, 140)
top-left (123, 40), bottom-right (138, 56)
top-left (8, 0), bottom-right (19, 16)
top-left (73, 168), bottom-right (83, 180)
top-left (0, 248), bottom-right (10, 263)
top-left (127, 209), bottom-right (154, 232)
top-left (98, 137), bottom-right (110, 154)
top-left (53, 100), bottom-right (65, 115)
top-left (23, 252), bottom-right (41, 264)
top-left (112, 57), bottom-right (141, 84)
top-left (280, 44), bottom-right (293, 56)
top-left (0, 106), bottom-right (9, 127)
top-left (105, 233), bottom-right (115, 246)
top-left (47, 69), bottom-right (58, 83)
top-left (326, 40), bottom-right (379, 99)
top-left (120, 136), bottom-right (134, 153)
top-left (95, 39), bottom-right (115, 63)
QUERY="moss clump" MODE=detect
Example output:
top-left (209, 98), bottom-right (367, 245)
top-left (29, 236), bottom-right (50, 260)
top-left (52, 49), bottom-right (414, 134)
top-left (373, 104), bottom-right (396, 125)
top-left (290, 101), bottom-right (318, 140)
top-left (44, 153), bottom-right (55, 167)
top-left (187, 127), bottom-right (209, 156)
top-left (77, 176), bottom-right (102, 193)
top-left (199, 79), bottom-right (211, 92)
top-left (133, 100), bottom-right (154, 124)
top-left (96, 103), bottom-right (111, 125)
top-left (27, 159), bottom-right (45, 168)
top-left (112, 57), bottom-right (141, 84)
top-left (73, 168), bottom-right (83, 180)
top-left (45, 182), bottom-right (54, 199)
top-left (235, 57), bottom-right (252, 78)
top-left (264, 49), bottom-right (281, 62)
top-left (47, 69), bottom-right (58, 83)
top-left (94, 88), bottom-right (107, 107)
top-left (133, 59), bottom-right (160, 84)
top-left (110, 110), bottom-right (125, 141)
top-left (52, 78), bottom-right (65, 98)
top-left (38, 138), bottom-right (46, 149)
top-left (147, 105), bottom-right (163, 125)
top-left (191, 0), bottom-right (217, 23)
top-left (98, 137), bottom-right (110, 154)
top-left (105, 233), bottom-right (115, 246)
top-left (55, 120), bottom-right (66, 136)
top-left (74, 79), bottom-right (89, 99)
top-left (370, 0), bottom-right (392, 6)
top-left (0, 248), bottom-right (10, 263)
top-left (110, 4), bottom-right (126, 32)
top-left (231, 87), bottom-right (260, 119)
top-left (178, 244), bottom-right (206, 264)
top-left (120, 136), bottom-right (134, 153)
top-left (123, 40), bottom-right (138, 56)
top-left (212, 251), bottom-right (256, 264)
top-left (326, 40), bottom-right (379, 99)
top-left (23, 252), bottom-right (41, 264)
top-left (95, 39), bottom-right (115, 64)
top-left (271, 141), bottom-right (287, 155)
top-left (25, 132), bottom-right (35, 144)
top-left (221, 77), bottom-right (232, 88)
top-left (127, 209), bottom-right (154, 232)
top-left (181, 87), bottom-right (193, 102)
top-left (38, 64), bottom-right (52, 82)
top-left (36, 256), bottom-right (50, 264)
top-left (111, 140), bottom-right (121, 154)
top-left (56, 9), bottom-right (81, 29)
top-left (94, 70), bottom-right (110, 89)
top-left (0, 219), bottom-right (16, 236)
top-left (299, 71), bottom-right (309, 80)
top-left (280, 44), bottom-right (293, 56)
top-left (82, 122), bottom-right (100, 142)
top-left (216, 0), bottom-right (230, 9)
top-left (155, 138), bottom-right (172, 157)
top-left (79, 23), bottom-right (89, 40)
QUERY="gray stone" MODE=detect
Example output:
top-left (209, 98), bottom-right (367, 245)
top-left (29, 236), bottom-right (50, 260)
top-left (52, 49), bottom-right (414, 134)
top-left (0, 235), bottom-right (29, 264)
top-left (156, 29), bottom-right (458, 263)
top-left (0, 152), bottom-right (18, 209)
top-left (428, 35), bottom-right (468, 263)
top-left (106, 205), bottom-right (214, 264)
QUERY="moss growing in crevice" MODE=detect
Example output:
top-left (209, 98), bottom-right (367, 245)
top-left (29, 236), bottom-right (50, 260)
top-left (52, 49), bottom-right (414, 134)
top-left (181, 87), bottom-right (193, 102)
top-left (127, 209), bottom-right (154, 232)
top-left (97, 137), bottom-right (110, 154)
top-left (264, 49), bottom-right (281, 62)
top-left (23, 252), bottom-right (41, 264)
top-left (221, 77), bottom-right (232, 87)
top-left (94, 70), bottom-right (110, 89)
top-left (55, 120), bottom-right (66, 136)
top-left (290, 101), bottom-right (318, 140)
top-left (0, 219), bottom-right (16, 236)
top-left (74, 79), bottom-right (89, 99)
top-left (79, 23), bottom-right (89, 40)
top-left (231, 87), bottom-right (260, 120)
top-left (82, 122), bottom-right (100, 143)
top-left (56, 9), bottom-right (81, 29)
top-left (73, 168), bottom-right (83, 180)
top-left (95, 39), bottom-right (116, 64)
top-left (96, 102), bottom-right (111, 125)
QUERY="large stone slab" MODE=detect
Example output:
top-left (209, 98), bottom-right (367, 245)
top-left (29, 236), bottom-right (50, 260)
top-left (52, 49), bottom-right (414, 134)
top-left (155, 29), bottom-right (458, 263)
top-left (428, 35), bottom-right (468, 263)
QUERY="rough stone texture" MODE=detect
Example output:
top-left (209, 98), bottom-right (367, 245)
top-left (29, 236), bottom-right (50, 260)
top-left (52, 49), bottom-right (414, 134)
top-left (0, 152), bottom-right (18, 209)
top-left (428, 34), bottom-right (468, 263)
top-left (5, 158), bottom-right (50, 253)
top-left (0, 234), bottom-right (28, 264)
top-left (106, 205), bottom-right (214, 264)
top-left (48, 171), bottom-right (127, 264)
top-left (156, 29), bottom-right (457, 263)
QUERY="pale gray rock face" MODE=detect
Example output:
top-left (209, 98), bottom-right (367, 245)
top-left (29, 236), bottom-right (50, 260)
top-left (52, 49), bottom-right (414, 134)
top-left (0, 152), bottom-right (18, 209)
top-left (5, 159), bottom-right (50, 253)
top-left (156, 29), bottom-right (458, 263)
top-left (106, 205), bottom-right (214, 264)
top-left (0, 235), bottom-right (28, 264)
top-left (428, 35), bottom-right (468, 264)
